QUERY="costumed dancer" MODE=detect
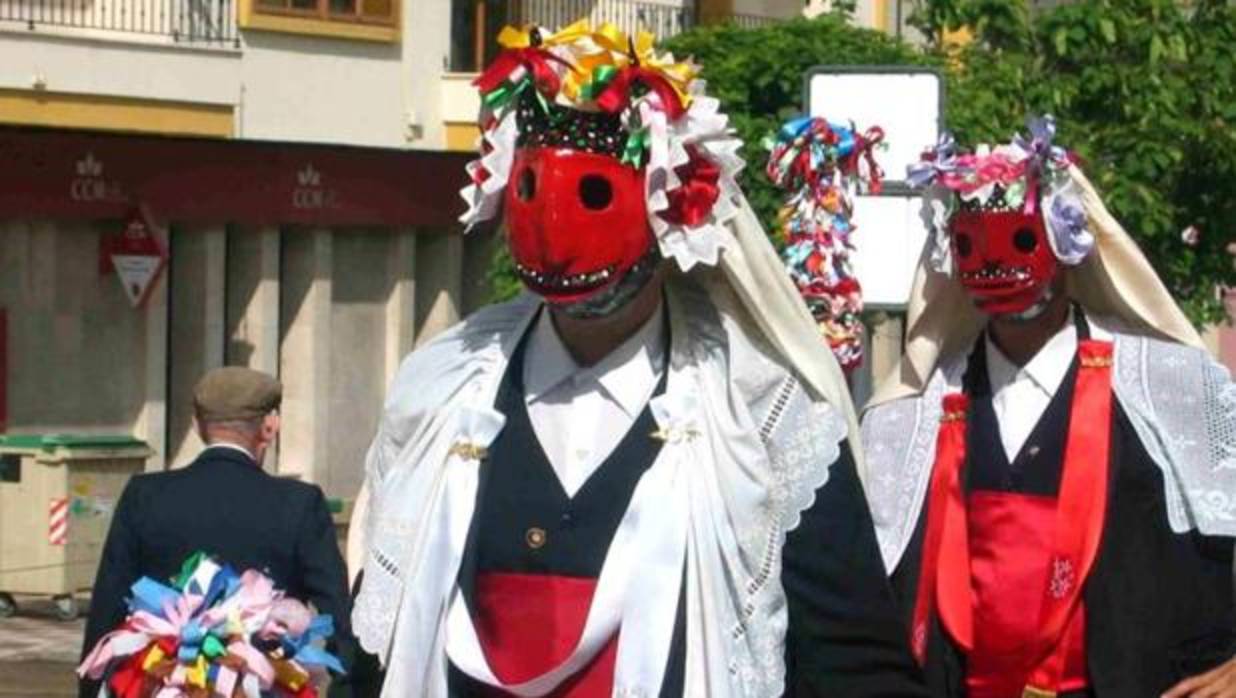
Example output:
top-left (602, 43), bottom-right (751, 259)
top-left (766, 116), bottom-right (884, 371)
top-left (347, 19), bottom-right (927, 698)
top-left (861, 116), bottom-right (1236, 697)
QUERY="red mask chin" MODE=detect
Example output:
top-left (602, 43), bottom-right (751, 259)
top-left (503, 147), bottom-right (654, 305)
top-left (950, 210), bottom-right (1058, 315)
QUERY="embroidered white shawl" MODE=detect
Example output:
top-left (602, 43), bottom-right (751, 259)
top-left (353, 277), bottom-right (849, 697)
top-left (863, 316), bottom-right (1236, 576)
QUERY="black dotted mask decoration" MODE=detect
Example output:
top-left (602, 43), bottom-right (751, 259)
top-left (958, 183), bottom-right (1020, 213)
top-left (515, 88), bottom-right (631, 159)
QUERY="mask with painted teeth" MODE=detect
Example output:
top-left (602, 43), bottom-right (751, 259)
top-left (503, 145), bottom-right (654, 310)
top-left (950, 188), bottom-right (1058, 316)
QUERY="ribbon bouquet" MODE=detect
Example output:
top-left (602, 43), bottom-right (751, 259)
top-left (78, 552), bottom-right (344, 698)
top-left (766, 116), bottom-right (884, 370)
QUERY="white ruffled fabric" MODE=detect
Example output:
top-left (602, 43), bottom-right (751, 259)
top-left (353, 277), bottom-right (847, 697)
top-left (456, 57), bottom-right (745, 274)
top-left (862, 315), bottom-right (1236, 576)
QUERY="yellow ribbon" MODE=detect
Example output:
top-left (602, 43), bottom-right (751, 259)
top-left (142, 645), bottom-right (167, 672)
top-left (594, 24), bottom-right (697, 108)
top-left (273, 658), bottom-right (310, 690)
top-left (497, 18), bottom-right (591, 50)
top-left (496, 18), bottom-right (698, 110)
top-left (185, 655), bottom-right (208, 688)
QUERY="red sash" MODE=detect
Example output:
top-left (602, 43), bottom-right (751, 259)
top-left (911, 340), bottom-right (1114, 697)
top-left (472, 572), bottom-right (618, 697)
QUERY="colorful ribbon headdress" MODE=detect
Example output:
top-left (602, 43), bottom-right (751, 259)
top-left (907, 114), bottom-right (1094, 274)
top-left (766, 116), bottom-right (884, 370)
top-left (459, 19), bottom-right (746, 271)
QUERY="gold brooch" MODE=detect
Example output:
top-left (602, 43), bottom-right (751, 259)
top-left (940, 410), bottom-right (967, 423)
top-left (1080, 355), bottom-right (1113, 368)
top-left (650, 426), bottom-right (701, 443)
top-left (448, 442), bottom-right (488, 461)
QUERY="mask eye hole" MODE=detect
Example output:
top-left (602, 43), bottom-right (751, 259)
top-left (579, 175), bottom-right (613, 210)
top-left (954, 232), bottom-right (973, 259)
top-left (516, 168), bottom-right (536, 202)
top-left (1013, 227), bottom-right (1038, 253)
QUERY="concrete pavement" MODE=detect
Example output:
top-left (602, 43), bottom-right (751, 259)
top-left (0, 598), bottom-right (84, 697)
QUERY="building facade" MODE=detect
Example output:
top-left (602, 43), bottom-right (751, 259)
top-left (0, 0), bottom-right (811, 505)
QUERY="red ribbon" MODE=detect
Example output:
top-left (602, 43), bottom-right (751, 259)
top-left (849, 127), bottom-right (885, 194)
top-left (659, 147), bottom-right (721, 227)
top-left (911, 392), bottom-right (972, 665)
top-left (473, 48), bottom-right (574, 98)
top-left (1024, 339), bottom-right (1113, 694)
top-left (595, 67), bottom-right (687, 120)
top-left (912, 341), bottom-right (1115, 696)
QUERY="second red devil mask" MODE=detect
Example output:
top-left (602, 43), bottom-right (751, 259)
top-left (949, 194), bottom-right (1058, 315)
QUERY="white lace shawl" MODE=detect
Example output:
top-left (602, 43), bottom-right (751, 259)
top-left (862, 318), bottom-right (1236, 575)
top-left (352, 276), bottom-right (848, 697)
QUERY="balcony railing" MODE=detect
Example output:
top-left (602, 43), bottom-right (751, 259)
top-left (0, 0), bottom-right (240, 45)
top-left (513, 0), bottom-right (694, 41)
top-left (450, 0), bottom-right (779, 73)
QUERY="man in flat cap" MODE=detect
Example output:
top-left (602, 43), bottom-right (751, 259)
top-left (80, 367), bottom-right (356, 698)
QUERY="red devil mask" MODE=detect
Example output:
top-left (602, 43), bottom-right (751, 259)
top-left (504, 146), bottom-right (653, 305)
top-left (950, 202), bottom-right (1057, 315)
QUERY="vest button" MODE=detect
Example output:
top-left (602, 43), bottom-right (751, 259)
top-left (526, 527), bottom-right (547, 550)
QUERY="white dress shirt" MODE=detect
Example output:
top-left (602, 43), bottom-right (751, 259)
top-left (523, 303), bottom-right (667, 498)
top-left (984, 312), bottom-right (1078, 463)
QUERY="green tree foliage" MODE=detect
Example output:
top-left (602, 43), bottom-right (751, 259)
top-left (485, 6), bottom-right (1235, 324)
top-left (659, 16), bottom-right (934, 232)
top-left (941, 0), bottom-right (1236, 324)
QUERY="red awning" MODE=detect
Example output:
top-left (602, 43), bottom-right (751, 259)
top-left (0, 126), bottom-right (473, 228)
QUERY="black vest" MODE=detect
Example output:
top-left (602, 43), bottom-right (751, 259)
top-left (448, 318), bottom-right (687, 697)
top-left (892, 313), bottom-right (1236, 697)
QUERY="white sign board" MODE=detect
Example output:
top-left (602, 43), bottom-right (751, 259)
top-left (848, 196), bottom-right (929, 310)
top-left (806, 67), bottom-right (941, 308)
top-left (806, 69), bottom-right (942, 186)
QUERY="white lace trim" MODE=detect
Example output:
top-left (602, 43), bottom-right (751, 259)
top-left (863, 328), bottom-right (1236, 575)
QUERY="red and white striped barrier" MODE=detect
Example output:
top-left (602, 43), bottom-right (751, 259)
top-left (48, 498), bottom-right (68, 546)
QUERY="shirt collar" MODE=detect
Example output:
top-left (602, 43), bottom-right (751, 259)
top-left (985, 308), bottom-right (1078, 398)
top-left (205, 441), bottom-right (258, 463)
top-left (524, 302), bottom-right (667, 419)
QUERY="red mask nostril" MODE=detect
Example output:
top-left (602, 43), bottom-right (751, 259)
top-left (517, 168), bottom-right (536, 202)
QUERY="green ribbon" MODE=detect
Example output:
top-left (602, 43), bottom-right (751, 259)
top-left (202, 634), bottom-right (226, 659)
top-left (621, 126), bottom-right (650, 168)
top-left (173, 551), bottom-right (207, 590)
top-left (578, 65), bottom-right (620, 101)
top-left (482, 77), bottom-right (551, 115)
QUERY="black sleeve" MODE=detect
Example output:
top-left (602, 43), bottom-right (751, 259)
top-left (79, 478), bottom-right (144, 698)
top-left (292, 487), bottom-right (359, 698)
top-left (781, 441), bottom-right (930, 698)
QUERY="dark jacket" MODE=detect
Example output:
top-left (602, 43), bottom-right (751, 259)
top-left (79, 446), bottom-right (356, 698)
top-left (891, 335), bottom-right (1236, 698)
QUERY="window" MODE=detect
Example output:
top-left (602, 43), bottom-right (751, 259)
top-left (240, 0), bottom-right (399, 41)
top-left (449, 0), bottom-right (513, 73)
top-left (255, 0), bottom-right (396, 26)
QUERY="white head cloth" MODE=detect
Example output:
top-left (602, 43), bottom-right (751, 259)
top-left (870, 165), bottom-right (1202, 407)
top-left (861, 165), bottom-right (1236, 576)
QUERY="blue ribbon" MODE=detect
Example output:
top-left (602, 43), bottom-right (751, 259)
top-left (178, 619), bottom-right (207, 662)
top-left (282, 614), bottom-right (346, 675)
top-left (127, 577), bottom-right (181, 617)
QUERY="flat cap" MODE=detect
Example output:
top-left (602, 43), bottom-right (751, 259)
top-left (193, 367), bottom-right (282, 422)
